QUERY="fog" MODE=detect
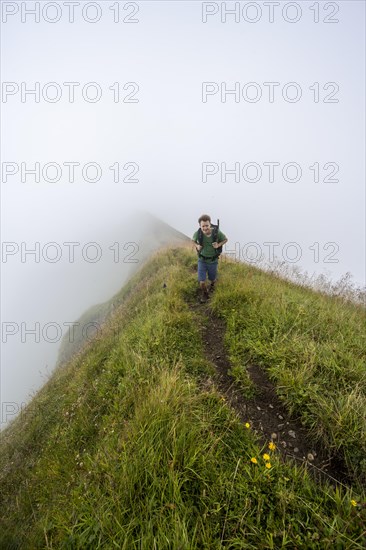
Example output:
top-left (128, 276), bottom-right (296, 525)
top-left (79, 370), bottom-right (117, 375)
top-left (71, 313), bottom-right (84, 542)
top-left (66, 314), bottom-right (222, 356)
top-left (1, 1), bottom-right (365, 428)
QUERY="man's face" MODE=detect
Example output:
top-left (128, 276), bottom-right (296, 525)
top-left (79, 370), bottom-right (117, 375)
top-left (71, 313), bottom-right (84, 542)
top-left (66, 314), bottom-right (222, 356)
top-left (200, 220), bottom-right (211, 235)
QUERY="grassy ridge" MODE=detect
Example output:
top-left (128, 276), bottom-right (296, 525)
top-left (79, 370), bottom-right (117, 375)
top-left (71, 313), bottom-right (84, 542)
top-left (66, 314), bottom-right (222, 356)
top-left (0, 247), bottom-right (365, 549)
top-left (208, 258), bottom-right (366, 486)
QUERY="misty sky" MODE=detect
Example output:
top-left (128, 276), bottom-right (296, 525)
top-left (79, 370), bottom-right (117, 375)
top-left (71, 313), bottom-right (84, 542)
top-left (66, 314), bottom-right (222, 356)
top-left (1, 1), bottom-right (365, 426)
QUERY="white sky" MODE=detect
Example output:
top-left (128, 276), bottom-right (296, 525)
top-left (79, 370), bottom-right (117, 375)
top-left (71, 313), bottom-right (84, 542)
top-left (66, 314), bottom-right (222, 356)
top-left (1, 0), bottom-right (365, 426)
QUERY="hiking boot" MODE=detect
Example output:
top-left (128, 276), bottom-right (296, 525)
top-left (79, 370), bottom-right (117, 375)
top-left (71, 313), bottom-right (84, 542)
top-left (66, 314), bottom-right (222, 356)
top-left (200, 287), bottom-right (209, 303)
top-left (208, 282), bottom-right (216, 293)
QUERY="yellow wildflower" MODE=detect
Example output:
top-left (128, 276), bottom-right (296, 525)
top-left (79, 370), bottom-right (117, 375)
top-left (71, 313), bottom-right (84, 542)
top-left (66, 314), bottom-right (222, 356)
top-left (351, 500), bottom-right (357, 507)
top-left (245, 422), bottom-right (250, 428)
top-left (250, 457), bottom-right (258, 464)
top-left (268, 442), bottom-right (276, 451)
top-left (265, 462), bottom-right (272, 469)
top-left (262, 453), bottom-right (271, 461)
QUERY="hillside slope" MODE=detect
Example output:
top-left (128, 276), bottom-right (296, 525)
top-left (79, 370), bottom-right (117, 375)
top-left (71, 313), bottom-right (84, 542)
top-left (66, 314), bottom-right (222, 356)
top-left (1, 246), bottom-right (365, 549)
top-left (56, 212), bottom-right (191, 368)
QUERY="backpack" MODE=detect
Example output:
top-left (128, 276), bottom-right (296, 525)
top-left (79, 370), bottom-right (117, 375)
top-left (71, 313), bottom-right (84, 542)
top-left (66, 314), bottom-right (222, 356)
top-left (197, 219), bottom-right (223, 258)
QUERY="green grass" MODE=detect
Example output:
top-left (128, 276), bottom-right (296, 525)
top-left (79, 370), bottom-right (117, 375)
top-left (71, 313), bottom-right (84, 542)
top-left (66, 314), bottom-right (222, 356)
top-left (0, 246), bottom-right (365, 549)
top-left (209, 257), bottom-right (366, 486)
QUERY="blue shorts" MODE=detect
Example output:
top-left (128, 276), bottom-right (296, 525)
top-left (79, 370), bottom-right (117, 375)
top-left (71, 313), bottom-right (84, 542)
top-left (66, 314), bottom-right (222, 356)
top-left (198, 258), bottom-right (218, 282)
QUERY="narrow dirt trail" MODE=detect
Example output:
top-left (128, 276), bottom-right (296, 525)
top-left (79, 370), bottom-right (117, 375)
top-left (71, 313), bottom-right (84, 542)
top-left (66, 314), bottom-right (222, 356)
top-left (188, 289), bottom-right (353, 490)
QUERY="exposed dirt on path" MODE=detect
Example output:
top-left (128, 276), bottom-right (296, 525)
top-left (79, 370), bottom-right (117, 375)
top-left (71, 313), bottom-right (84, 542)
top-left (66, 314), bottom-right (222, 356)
top-left (188, 289), bottom-right (353, 490)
